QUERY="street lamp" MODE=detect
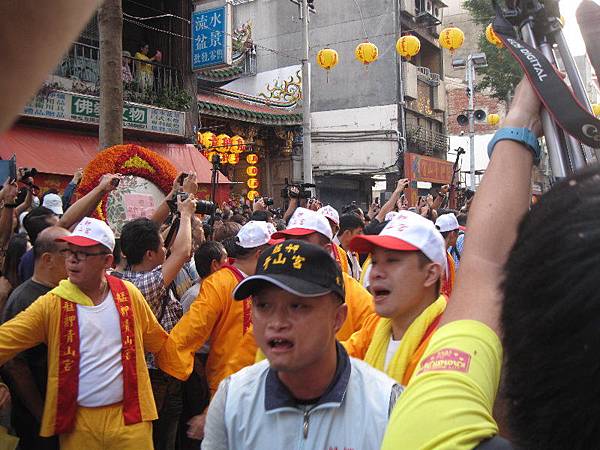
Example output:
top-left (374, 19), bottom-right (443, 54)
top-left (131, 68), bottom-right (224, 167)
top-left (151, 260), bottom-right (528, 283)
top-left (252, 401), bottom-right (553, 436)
top-left (452, 52), bottom-right (487, 190)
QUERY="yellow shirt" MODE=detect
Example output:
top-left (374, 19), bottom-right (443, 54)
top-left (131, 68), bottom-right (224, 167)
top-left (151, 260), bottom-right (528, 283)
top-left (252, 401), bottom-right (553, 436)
top-left (135, 52), bottom-right (153, 75)
top-left (0, 280), bottom-right (168, 436)
top-left (381, 320), bottom-right (502, 450)
top-left (157, 268), bottom-right (251, 395)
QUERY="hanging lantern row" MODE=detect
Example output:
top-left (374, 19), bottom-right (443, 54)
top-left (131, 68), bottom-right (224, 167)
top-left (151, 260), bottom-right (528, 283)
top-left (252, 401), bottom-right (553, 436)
top-left (317, 26), bottom-right (466, 75)
top-left (246, 152), bottom-right (260, 201)
top-left (198, 132), bottom-right (246, 154)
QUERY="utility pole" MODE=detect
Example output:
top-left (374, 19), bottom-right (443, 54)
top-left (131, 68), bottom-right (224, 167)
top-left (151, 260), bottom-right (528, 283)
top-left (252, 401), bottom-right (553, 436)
top-left (301, 0), bottom-right (313, 183)
top-left (467, 56), bottom-right (476, 190)
top-left (394, 0), bottom-right (407, 172)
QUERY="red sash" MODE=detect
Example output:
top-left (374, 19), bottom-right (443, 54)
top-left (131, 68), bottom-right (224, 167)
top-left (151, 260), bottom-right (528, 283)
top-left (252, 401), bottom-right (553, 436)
top-left (331, 244), bottom-right (343, 268)
top-left (223, 265), bottom-right (252, 334)
top-left (55, 275), bottom-right (141, 434)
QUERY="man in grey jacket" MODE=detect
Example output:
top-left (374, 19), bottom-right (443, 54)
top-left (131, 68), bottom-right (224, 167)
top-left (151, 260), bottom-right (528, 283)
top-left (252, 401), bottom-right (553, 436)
top-left (202, 240), bottom-right (401, 450)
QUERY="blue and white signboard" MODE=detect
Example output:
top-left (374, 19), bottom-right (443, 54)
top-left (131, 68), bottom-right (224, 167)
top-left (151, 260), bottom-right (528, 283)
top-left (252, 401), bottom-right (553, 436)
top-left (191, 4), bottom-right (233, 71)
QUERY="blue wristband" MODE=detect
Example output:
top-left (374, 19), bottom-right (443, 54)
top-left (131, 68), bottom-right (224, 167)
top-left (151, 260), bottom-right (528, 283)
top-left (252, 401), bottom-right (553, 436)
top-left (487, 127), bottom-right (541, 165)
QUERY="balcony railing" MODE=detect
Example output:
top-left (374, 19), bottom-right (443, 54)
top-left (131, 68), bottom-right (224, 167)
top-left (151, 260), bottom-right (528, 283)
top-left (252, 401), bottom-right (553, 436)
top-left (406, 126), bottom-right (449, 157)
top-left (53, 42), bottom-right (184, 103)
top-left (416, 66), bottom-right (441, 86)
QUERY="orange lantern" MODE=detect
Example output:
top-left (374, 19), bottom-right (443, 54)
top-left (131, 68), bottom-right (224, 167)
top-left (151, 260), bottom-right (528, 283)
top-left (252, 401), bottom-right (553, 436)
top-left (216, 134), bottom-right (231, 153)
top-left (246, 153), bottom-right (259, 165)
top-left (230, 135), bottom-right (245, 154)
top-left (228, 153), bottom-right (240, 165)
top-left (247, 190), bottom-right (260, 201)
top-left (247, 178), bottom-right (260, 190)
top-left (246, 165), bottom-right (258, 177)
top-left (201, 131), bottom-right (216, 150)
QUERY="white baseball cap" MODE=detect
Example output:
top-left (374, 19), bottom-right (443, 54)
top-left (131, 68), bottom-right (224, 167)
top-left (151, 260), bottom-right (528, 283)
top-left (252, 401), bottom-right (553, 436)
top-left (42, 193), bottom-right (63, 215)
top-left (435, 213), bottom-right (459, 233)
top-left (272, 207), bottom-right (333, 241)
top-left (236, 221), bottom-right (274, 249)
top-left (318, 205), bottom-right (340, 226)
top-left (57, 217), bottom-right (115, 252)
top-left (349, 210), bottom-right (447, 274)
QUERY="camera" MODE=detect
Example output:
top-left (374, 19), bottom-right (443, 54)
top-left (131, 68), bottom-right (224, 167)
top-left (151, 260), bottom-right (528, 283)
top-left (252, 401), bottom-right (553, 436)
top-left (167, 192), bottom-right (216, 215)
top-left (281, 179), bottom-right (315, 199)
top-left (20, 167), bottom-right (38, 180)
top-left (263, 197), bottom-right (274, 206)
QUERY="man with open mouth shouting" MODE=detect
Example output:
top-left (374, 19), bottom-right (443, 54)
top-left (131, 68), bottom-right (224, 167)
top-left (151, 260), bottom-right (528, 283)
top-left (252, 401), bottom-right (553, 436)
top-left (343, 210), bottom-right (448, 386)
top-left (201, 240), bottom-right (401, 450)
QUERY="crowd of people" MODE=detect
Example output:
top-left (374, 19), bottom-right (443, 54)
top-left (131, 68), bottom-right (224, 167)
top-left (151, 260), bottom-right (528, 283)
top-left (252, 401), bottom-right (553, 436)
top-left (2, 3), bottom-right (599, 449)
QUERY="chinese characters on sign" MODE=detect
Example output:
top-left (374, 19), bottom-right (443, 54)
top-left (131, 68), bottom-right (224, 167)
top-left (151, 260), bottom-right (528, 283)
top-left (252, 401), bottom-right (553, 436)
top-left (191, 5), bottom-right (233, 71)
top-left (124, 193), bottom-right (156, 220)
top-left (22, 92), bottom-right (185, 136)
top-left (403, 152), bottom-right (454, 206)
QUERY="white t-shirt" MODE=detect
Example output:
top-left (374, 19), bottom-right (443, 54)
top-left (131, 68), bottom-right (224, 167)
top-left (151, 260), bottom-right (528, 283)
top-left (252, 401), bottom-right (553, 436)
top-left (77, 291), bottom-right (124, 407)
top-left (384, 336), bottom-right (402, 371)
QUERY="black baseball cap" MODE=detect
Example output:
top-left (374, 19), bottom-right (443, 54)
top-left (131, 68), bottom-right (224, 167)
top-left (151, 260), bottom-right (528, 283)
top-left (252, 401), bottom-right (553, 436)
top-left (233, 239), bottom-right (345, 301)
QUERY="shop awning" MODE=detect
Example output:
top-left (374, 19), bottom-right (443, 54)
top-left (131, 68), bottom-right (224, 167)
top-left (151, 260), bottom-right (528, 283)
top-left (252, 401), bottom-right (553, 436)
top-left (0, 125), bottom-right (230, 183)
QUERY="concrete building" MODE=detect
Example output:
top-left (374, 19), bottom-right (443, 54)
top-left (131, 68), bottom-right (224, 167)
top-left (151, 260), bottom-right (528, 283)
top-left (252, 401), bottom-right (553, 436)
top-left (225, 0), bottom-right (450, 210)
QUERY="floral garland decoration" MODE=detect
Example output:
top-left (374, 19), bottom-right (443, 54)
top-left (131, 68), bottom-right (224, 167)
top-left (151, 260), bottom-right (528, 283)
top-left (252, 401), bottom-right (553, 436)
top-left (77, 144), bottom-right (177, 221)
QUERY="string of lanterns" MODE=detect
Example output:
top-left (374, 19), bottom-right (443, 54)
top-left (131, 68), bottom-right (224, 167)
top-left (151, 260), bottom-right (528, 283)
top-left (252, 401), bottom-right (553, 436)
top-left (198, 131), bottom-right (261, 200)
top-left (316, 26), bottom-right (467, 71)
top-left (198, 132), bottom-right (246, 166)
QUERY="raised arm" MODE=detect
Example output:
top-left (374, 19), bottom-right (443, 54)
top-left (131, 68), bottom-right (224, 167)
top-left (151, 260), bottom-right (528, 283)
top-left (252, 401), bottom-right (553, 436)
top-left (58, 173), bottom-right (119, 230)
top-left (375, 178), bottom-right (409, 222)
top-left (441, 78), bottom-right (542, 333)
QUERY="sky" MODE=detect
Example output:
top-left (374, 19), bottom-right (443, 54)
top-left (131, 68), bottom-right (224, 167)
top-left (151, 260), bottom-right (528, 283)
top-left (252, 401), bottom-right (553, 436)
top-left (561, 0), bottom-right (598, 56)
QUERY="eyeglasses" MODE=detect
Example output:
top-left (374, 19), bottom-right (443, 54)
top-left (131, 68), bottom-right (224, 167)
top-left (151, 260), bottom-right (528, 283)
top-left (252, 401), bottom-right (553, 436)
top-left (59, 249), bottom-right (110, 261)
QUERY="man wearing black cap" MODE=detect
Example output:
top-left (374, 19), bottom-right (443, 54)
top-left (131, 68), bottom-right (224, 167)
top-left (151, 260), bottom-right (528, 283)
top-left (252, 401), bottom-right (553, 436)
top-left (201, 240), bottom-right (400, 450)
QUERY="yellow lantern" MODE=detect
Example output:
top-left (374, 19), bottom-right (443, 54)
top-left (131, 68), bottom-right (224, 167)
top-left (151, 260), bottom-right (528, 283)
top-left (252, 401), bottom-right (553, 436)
top-left (317, 48), bottom-right (339, 71)
top-left (229, 135), bottom-right (245, 154)
top-left (216, 134), bottom-right (231, 153)
top-left (485, 24), bottom-right (504, 48)
top-left (396, 35), bottom-right (421, 60)
top-left (219, 153), bottom-right (228, 164)
top-left (205, 151), bottom-right (218, 163)
top-left (228, 153), bottom-right (240, 165)
top-left (201, 131), bottom-right (216, 150)
top-left (246, 153), bottom-right (259, 165)
top-left (355, 42), bottom-right (379, 65)
top-left (487, 113), bottom-right (500, 126)
top-left (592, 104), bottom-right (600, 117)
top-left (246, 165), bottom-right (258, 177)
top-left (439, 27), bottom-right (465, 53)
top-left (247, 190), bottom-right (260, 201)
top-left (247, 178), bottom-right (260, 190)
